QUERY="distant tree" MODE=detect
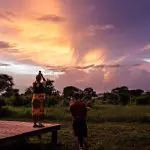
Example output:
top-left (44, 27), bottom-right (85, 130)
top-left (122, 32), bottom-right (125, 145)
top-left (52, 89), bottom-right (60, 96)
top-left (0, 74), bottom-right (14, 93)
top-left (102, 92), bottom-right (120, 104)
top-left (129, 89), bottom-right (144, 97)
top-left (112, 86), bottom-right (128, 93)
top-left (111, 86), bottom-right (130, 105)
top-left (2, 88), bottom-right (19, 97)
top-left (24, 86), bottom-right (33, 95)
top-left (45, 79), bottom-right (55, 95)
top-left (136, 94), bottom-right (150, 105)
top-left (119, 93), bottom-right (130, 105)
top-left (63, 86), bottom-right (82, 98)
top-left (83, 87), bottom-right (97, 100)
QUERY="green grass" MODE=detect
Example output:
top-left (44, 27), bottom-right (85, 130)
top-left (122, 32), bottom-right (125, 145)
top-left (2, 105), bottom-right (150, 149)
top-left (2, 105), bottom-right (150, 123)
top-left (27, 122), bottom-right (150, 150)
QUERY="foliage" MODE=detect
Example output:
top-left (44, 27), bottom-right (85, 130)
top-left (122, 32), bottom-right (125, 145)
top-left (136, 94), bottom-right (150, 105)
top-left (45, 79), bottom-right (55, 95)
top-left (63, 86), bottom-right (82, 98)
top-left (24, 86), bottom-right (33, 95)
top-left (83, 87), bottom-right (97, 100)
top-left (46, 96), bottom-right (59, 107)
top-left (2, 88), bottom-right (19, 97)
top-left (0, 74), bottom-right (14, 93)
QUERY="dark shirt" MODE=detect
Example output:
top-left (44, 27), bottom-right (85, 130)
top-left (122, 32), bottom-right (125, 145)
top-left (70, 100), bottom-right (87, 121)
top-left (33, 82), bottom-right (45, 94)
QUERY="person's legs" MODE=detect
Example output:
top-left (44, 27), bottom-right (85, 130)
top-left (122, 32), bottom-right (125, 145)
top-left (74, 137), bottom-right (80, 150)
top-left (82, 121), bottom-right (88, 150)
top-left (33, 115), bottom-right (39, 127)
top-left (73, 120), bottom-right (81, 150)
top-left (38, 115), bottom-right (45, 127)
top-left (83, 138), bottom-right (88, 150)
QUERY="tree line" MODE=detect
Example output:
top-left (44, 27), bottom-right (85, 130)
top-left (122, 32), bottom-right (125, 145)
top-left (0, 74), bottom-right (150, 108)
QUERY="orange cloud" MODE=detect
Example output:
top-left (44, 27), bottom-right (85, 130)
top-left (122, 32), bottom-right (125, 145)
top-left (80, 49), bottom-right (105, 66)
top-left (0, 1), bottom-right (76, 67)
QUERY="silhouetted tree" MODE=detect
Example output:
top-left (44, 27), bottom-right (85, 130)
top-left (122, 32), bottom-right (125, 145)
top-left (63, 86), bottom-right (82, 98)
top-left (45, 79), bottom-right (55, 95)
top-left (112, 86), bottom-right (128, 93)
top-left (24, 86), bottom-right (33, 95)
top-left (2, 88), bottom-right (19, 97)
top-left (112, 86), bottom-right (130, 105)
top-left (83, 87), bottom-right (97, 100)
top-left (0, 74), bottom-right (14, 93)
top-left (129, 89), bottom-right (144, 97)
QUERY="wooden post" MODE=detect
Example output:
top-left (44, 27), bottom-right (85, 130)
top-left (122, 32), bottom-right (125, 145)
top-left (52, 130), bottom-right (58, 145)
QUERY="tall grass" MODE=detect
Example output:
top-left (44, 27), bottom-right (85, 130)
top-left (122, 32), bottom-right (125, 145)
top-left (2, 105), bottom-right (150, 123)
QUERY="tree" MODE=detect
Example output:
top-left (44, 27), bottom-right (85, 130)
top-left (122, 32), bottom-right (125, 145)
top-left (0, 74), bottom-right (14, 93)
top-left (24, 86), bottom-right (33, 95)
top-left (129, 89), bottom-right (144, 97)
top-left (112, 86), bottom-right (130, 105)
top-left (83, 87), bottom-right (97, 100)
top-left (112, 86), bottom-right (128, 93)
top-left (45, 79), bottom-right (55, 95)
top-left (2, 88), bottom-right (19, 97)
top-left (63, 86), bottom-right (82, 98)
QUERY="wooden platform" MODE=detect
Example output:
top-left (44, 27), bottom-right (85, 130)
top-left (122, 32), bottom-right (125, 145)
top-left (0, 121), bottom-right (61, 147)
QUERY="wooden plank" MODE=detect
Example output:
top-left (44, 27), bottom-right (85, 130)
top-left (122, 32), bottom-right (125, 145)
top-left (0, 121), bottom-right (61, 145)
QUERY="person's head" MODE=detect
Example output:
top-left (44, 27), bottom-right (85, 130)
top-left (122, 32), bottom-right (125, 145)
top-left (39, 70), bottom-right (42, 74)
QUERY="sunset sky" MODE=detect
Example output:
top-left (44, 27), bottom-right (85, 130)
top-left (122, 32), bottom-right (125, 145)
top-left (0, 0), bottom-right (150, 93)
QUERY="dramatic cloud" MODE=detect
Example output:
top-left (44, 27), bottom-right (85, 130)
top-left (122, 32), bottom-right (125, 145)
top-left (55, 67), bottom-right (150, 93)
top-left (0, 0), bottom-right (150, 92)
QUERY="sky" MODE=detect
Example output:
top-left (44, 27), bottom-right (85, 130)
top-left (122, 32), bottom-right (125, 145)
top-left (0, 0), bottom-right (150, 93)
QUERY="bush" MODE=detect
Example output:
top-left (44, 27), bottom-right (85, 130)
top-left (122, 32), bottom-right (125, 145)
top-left (23, 95), bottom-right (32, 106)
top-left (63, 99), bottom-right (69, 106)
top-left (119, 93), bottom-right (130, 105)
top-left (5, 96), bottom-right (25, 106)
top-left (46, 96), bottom-right (59, 107)
top-left (136, 95), bottom-right (150, 105)
top-left (0, 97), bottom-right (6, 107)
top-left (0, 107), bottom-right (16, 117)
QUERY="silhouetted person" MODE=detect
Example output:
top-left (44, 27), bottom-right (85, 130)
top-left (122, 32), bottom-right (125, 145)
top-left (32, 72), bottom-right (46, 128)
top-left (38, 70), bottom-right (46, 81)
top-left (70, 93), bottom-right (88, 150)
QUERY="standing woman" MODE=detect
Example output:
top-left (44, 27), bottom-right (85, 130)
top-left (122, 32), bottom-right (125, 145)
top-left (32, 71), bottom-right (46, 128)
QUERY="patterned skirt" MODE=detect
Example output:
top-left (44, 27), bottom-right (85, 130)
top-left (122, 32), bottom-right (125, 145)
top-left (32, 93), bottom-right (45, 117)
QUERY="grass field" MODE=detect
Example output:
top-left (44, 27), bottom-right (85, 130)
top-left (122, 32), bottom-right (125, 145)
top-left (1, 104), bottom-right (150, 149)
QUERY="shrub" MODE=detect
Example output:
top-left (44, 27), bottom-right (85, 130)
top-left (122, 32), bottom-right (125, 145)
top-left (119, 93), bottom-right (130, 105)
top-left (0, 97), bottom-right (6, 107)
top-left (23, 95), bottom-right (32, 106)
top-left (136, 95), bottom-right (150, 105)
top-left (63, 99), bottom-right (69, 106)
top-left (0, 107), bottom-right (15, 117)
top-left (5, 96), bottom-right (24, 106)
top-left (46, 96), bottom-right (59, 107)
